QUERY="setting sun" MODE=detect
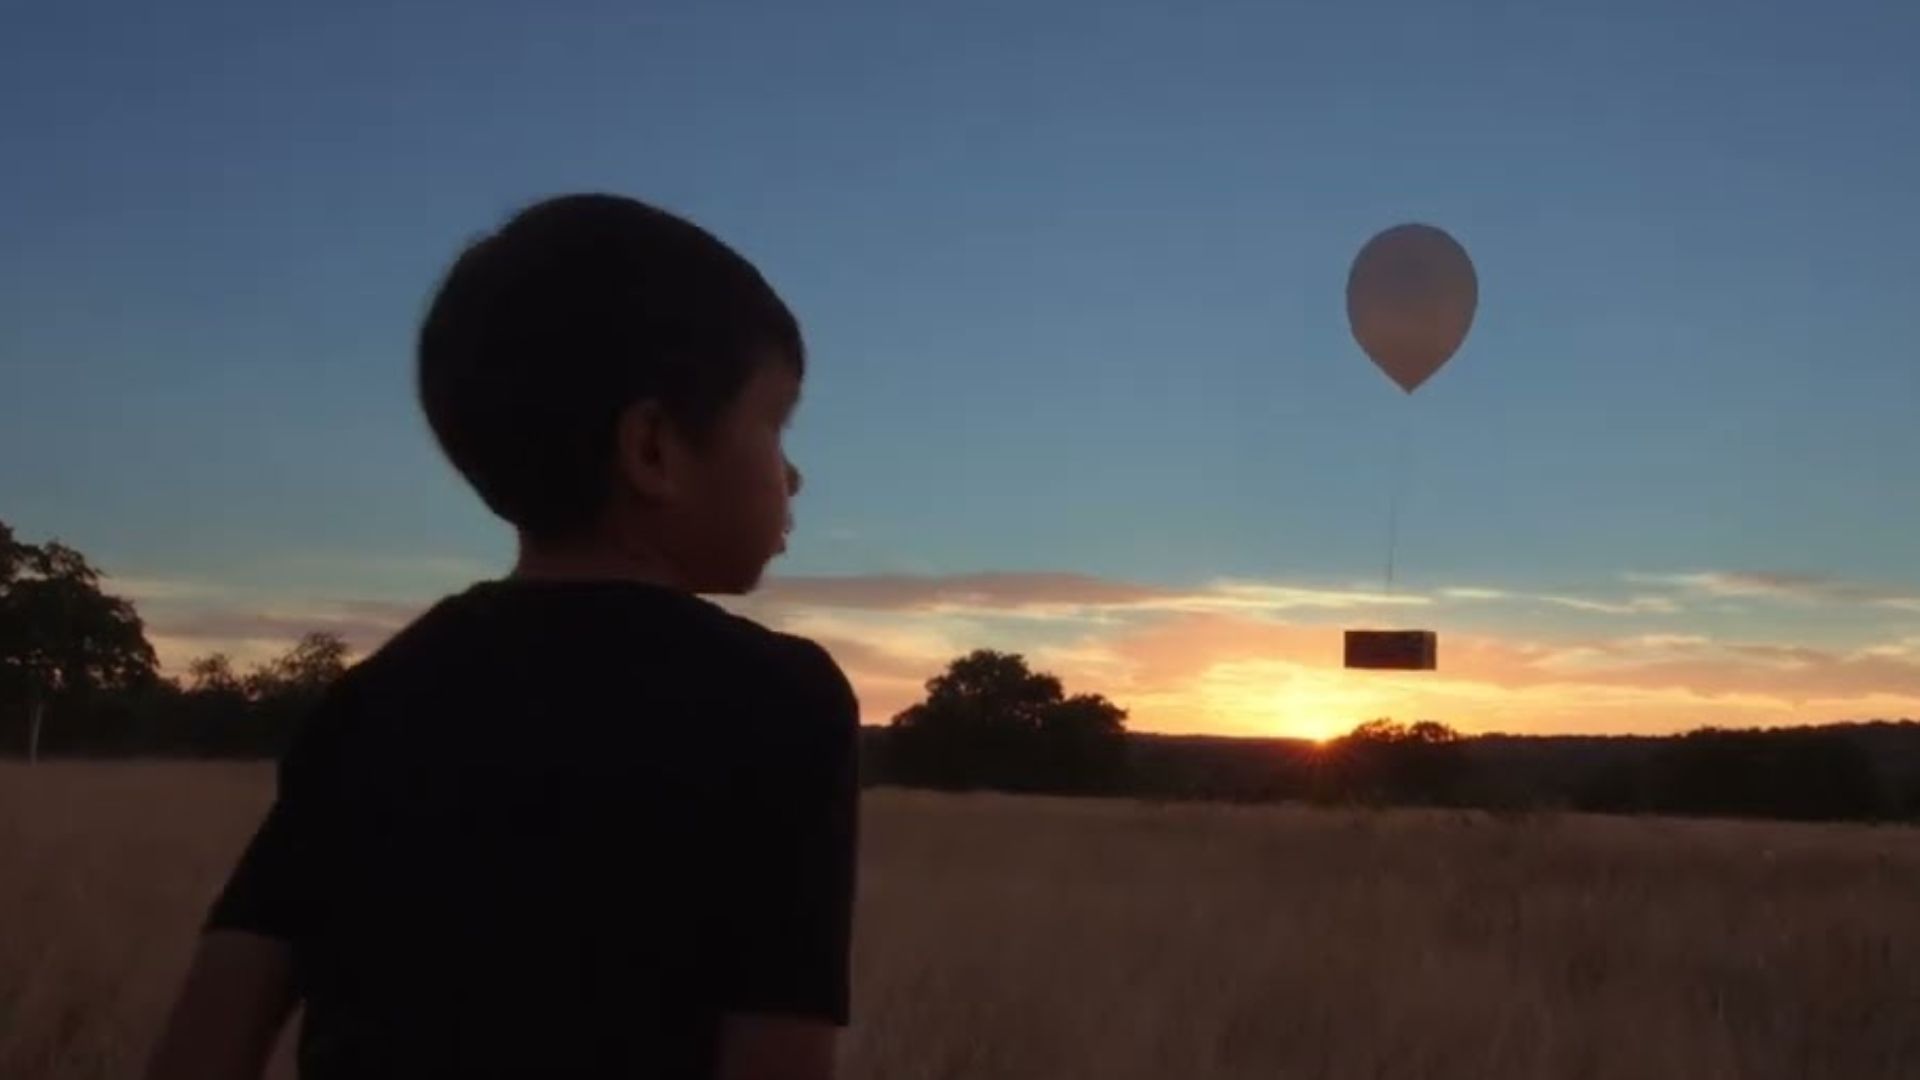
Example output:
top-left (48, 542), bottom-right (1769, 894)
top-left (1184, 660), bottom-right (1400, 743)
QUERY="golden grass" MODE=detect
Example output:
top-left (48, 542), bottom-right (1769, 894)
top-left (5, 763), bottom-right (1920, 1078)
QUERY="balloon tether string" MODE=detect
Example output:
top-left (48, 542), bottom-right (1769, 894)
top-left (1385, 397), bottom-right (1414, 597)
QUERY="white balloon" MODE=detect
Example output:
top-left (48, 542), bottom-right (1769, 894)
top-left (1346, 224), bottom-right (1478, 393)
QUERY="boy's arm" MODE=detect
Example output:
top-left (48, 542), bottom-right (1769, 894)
top-left (715, 641), bottom-right (861, 1080)
top-left (144, 931), bottom-right (296, 1080)
top-left (149, 713), bottom-right (328, 1080)
top-left (717, 1015), bottom-right (840, 1080)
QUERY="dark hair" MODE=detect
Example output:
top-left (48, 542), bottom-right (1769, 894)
top-left (418, 193), bottom-right (804, 541)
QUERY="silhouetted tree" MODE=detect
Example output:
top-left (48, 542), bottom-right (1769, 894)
top-left (152, 651), bottom-right (253, 757)
top-left (0, 521), bottom-right (158, 759)
top-left (1318, 718), bottom-right (1471, 805)
top-left (1034, 691), bottom-right (1129, 793)
top-left (186, 653), bottom-right (244, 695)
top-left (1642, 726), bottom-right (1882, 821)
top-left (213, 632), bottom-right (353, 757)
top-left (244, 632), bottom-right (351, 702)
top-left (886, 650), bottom-right (1128, 793)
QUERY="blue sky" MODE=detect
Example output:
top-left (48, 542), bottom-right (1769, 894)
top-left (4, 0), bottom-right (1918, 734)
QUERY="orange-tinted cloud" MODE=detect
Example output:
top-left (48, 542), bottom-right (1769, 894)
top-left (113, 575), bottom-right (427, 673)
top-left (759, 572), bottom-right (1170, 612)
top-left (111, 568), bottom-right (1920, 739)
top-left (756, 572), bottom-right (1426, 619)
top-left (738, 573), bottom-right (1920, 737)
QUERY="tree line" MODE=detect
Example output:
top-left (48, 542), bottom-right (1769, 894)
top-left (6, 519), bottom-right (1919, 824)
top-left (864, 664), bottom-right (1920, 824)
top-left (1104, 719), bottom-right (1920, 823)
top-left (0, 521), bottom-right (347, 759)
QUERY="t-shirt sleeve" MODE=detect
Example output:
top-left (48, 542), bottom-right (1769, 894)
top-left (714, 640), bottom-right (861, 1025)
top-left (203, 776), bottom-right (306, 938)
top-left (203, 699), bottom-right (336, 940)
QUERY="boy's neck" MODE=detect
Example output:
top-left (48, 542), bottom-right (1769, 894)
top-left (509, 535), bottom-right (691, 592)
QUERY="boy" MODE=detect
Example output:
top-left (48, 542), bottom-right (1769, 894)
top-left (146, 194), bottom-right (860, 1080)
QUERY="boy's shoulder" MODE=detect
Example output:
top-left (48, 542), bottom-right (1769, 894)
top-left (339, 582), bottom-right (856, 723)
top-left (708, 607), bottom-right (859, 724)
top-left (285, 586), bottom-right (860, 780)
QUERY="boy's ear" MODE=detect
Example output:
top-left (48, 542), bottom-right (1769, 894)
top-left (613, 398), bottom-right (682, 502)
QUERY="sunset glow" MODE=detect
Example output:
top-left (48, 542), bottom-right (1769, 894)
top-left (114, 569), bottom-right (1920, 739)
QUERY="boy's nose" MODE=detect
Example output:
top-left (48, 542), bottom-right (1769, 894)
top-left (786, 462), bottom-right (803, 496)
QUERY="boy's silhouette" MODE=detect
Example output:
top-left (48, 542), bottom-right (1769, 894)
top-left (146, 194), bottom-right (859, 1080)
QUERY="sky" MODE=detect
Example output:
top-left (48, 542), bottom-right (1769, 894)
top-left (4, 0), bottom-right (1918, 738)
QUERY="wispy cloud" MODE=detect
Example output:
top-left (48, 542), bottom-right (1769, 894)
top-left (759, 572), bottom-right (1168, 614)
top-left (144, 601), bottom-right (423, 674)
top-left (756, 573), bottom-right (1425, 622)
top-left (1627, 571), bottom-right (1833, 599)
top-left (1441, 587), bottom-right (1511, 602)
top-left (104, 571), bottom-right (431, 674)
top-left (100, 564), bottom-right (1920, 738)
top-left (1851, 638), bottom-right (1920, 661)
top-left (744, 585), bottom-right (1920, 734)
top-left (1441, 585), bottom-right (1679, 615)
top-left (1627, 570), bottom-right (1920, 609)
top-left (1539, 594), bottom-right (1682, 615)
top-left (154, 605), bottom-right (419, 648)
top-left (106, 576), bottom-right (241, 604)
top-left (1177, 581), bottom-right (1427, 614)
top-left (265, 552), bottom-right (497, 588)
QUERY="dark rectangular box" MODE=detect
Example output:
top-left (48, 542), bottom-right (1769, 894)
top-left (1344, 630), bottom-right (1438, 671)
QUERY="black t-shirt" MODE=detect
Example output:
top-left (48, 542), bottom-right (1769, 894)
top-left (205, 580), bottom-right (860, 1079)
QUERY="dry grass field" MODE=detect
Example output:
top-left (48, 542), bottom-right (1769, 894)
top-left (4, 762), bottom-right (1919, 1079)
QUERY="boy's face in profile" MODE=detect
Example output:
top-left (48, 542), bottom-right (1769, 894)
top-left (631, 355), bottom-right (803, 595)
